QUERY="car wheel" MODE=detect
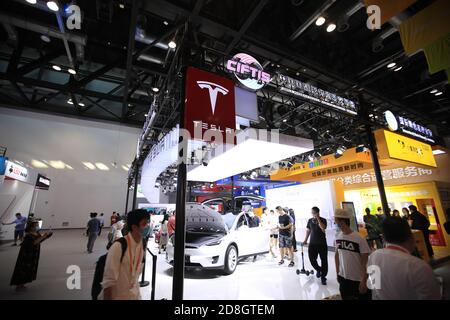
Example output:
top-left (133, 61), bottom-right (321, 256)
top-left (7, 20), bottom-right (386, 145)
top-left (223, 245), bottom-right (238, 275)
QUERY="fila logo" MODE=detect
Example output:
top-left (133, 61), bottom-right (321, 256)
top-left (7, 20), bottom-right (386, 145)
top-left (336, 240), bottom-right (360, 253)
top-left (197, 81), bottom-right (229, 115)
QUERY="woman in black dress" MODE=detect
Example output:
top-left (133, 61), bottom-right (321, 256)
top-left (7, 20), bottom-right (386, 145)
top-left (10, 220), bottom-right (52, 291)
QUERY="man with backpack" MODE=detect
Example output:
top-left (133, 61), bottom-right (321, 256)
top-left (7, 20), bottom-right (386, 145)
top-left (94, 209), bottom-right (149, 300)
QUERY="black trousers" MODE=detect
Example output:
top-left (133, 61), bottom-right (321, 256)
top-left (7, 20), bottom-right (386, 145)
top-left (308, 244), bottom-right (328, 278)
top-left (423, 230), bottom-right (434, 257)
top-left (338, 276), bottom-right (371, 300)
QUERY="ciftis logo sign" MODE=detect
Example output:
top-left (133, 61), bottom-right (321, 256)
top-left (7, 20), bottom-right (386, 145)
top-left (226, 53), bottom-right (271, 90)
top-left (185, 67), bottom-right (236, 143)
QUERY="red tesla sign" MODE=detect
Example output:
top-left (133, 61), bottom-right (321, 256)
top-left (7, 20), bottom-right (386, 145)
top-left (184, 67), bottom-right (236, 143)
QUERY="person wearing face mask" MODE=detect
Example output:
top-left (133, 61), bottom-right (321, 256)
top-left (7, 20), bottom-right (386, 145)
top-left (368, 217), bottom-right (441, 300)
top-left (100, 209), bottom-right (149, 300)
top-left (10, 219), bottom-right (53, 291)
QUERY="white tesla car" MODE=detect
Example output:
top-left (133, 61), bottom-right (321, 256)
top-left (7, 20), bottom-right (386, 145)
top-left (166, 203), bottom-right (269, 274)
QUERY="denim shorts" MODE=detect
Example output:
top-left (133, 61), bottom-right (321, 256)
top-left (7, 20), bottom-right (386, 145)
top-left (279, 234), bottom-right (292, 248)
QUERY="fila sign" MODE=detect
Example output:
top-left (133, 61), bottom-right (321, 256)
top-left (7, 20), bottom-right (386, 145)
top-left (185, 67), bottom-right (236, 143)
top-left (226, 53), bottom-right (271, 90)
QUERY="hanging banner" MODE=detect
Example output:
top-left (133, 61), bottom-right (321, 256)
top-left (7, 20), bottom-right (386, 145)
top-left (364, 0), bottom-right (417, 26)
top-left (398, 0), bottom-right (450, 55)
top-left (424, 34), bottom-right (450, 74)
top-left (374, 129), bottom-right (437, 167)
top-left (0, 156), bottom-right (7, 185)
top-left (184, 67), bottom-right (236, 144)
top-left (35, 174), bottom-right (51, 190)
top-left (271, 147), bottom-right (373, 182)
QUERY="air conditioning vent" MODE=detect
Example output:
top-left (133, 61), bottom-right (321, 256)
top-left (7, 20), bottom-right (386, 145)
top-left (62, 222), bottom-right (69, 227)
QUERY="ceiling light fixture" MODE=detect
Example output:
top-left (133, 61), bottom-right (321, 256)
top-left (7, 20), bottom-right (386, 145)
top-left (40, 35), bottom-right (51, 42)
top-left (78, 102), bottom-right (85, 107)
top-left (430, 89), bottom-right (438, 94)
top-left (394, 66), bottom-right (402, 71)
top-left (47, 1), bottom-right (59, 12)
top-left (26, 0), bottom-right (37, 4)
top-left (67, 99), bottom-right (73, 105)
top-left (68, 68), bottom-right (77, 75)
top-left (52, 65), bottom-right (61, 71)
top-left (315, 16), bottom-right (326, 26)
top-left (387, 62), bottom-right (396, 69)
top-left (282, 119), bottom-right (287, 123)
top-left (435, 92), bottom-right (443, 96)
top-left (326, 23), bottom-right (336, 32)
top-left (432, 149), bottom-right (446, 155)
top-left (168, 40), bottom-right (176, 49)
top-left (163, 21), bottom-right (169, 26)
top-left (152, 87), bottom-right (159, 93)
top-left (119, 3), bottom-right (125, 9)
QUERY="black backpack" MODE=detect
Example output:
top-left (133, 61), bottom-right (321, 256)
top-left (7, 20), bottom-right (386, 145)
top-left (91, 237), bottom-right (127, 300)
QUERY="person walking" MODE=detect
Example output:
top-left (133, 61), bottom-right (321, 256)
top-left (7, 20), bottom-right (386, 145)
top-left (168, 211), bottom-right (176, 237)
top-left (363, 208), bottom-right (382, 250)
top-left (408, 205), bottom-right (434, 259)
top-left (100, 209), bottom-right (150, 300)
top-left (10, 219), bottom-right (53, 291)
top-left (334, 209), bottom-right (371, 300)
top-left (288, 208), bottom-right (297, 252)
top-left (276, 206), bottom-right (294, 267)
top-left (86, 212), bottom-right (101, 253)
top-left (303, 206), bottom-right (328, 285)
top-left (368, 217), bottom-right (440, 300)
top-left (98, 213), bottom-right (105, 236)
top-left (266, 209), bottom-right (279, 258)
top-left (2, 213), bottom-right (27, 246)
top-left (159, 214), bottom-right (169, 254)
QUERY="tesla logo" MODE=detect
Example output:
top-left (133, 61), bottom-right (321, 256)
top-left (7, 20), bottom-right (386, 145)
top-left (197, 81), bottom-right (229, 115)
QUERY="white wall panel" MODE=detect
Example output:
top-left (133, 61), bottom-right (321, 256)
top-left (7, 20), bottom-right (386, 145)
top-left (0, 108), bottom-right (140, 229)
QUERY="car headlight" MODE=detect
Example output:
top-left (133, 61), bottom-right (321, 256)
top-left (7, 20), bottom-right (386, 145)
top-left (205, 239), bottom-right (223, 246)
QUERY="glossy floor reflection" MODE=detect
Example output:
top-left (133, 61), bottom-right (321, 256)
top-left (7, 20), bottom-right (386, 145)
top-left (143, 238), bottom-right (339, 300)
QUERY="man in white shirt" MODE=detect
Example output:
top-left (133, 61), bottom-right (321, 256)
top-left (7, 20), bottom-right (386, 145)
top-left (100, 209), bottom-right (150, 300)
top-left (368, 217), bottom-right (441, 300)
top-left (334, 208), bottom-right (370, 300)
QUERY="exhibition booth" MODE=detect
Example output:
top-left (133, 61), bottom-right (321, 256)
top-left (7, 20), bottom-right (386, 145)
top-left (270, 129), bottom-right (450, 258)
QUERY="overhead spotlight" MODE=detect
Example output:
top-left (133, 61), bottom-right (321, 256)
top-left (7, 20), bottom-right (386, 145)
top-left (296, 72), bottom-right (300, 76)
top-left (387, 62), bottom-right (396, 69)
top-left (335, 146), bottom-right (346, 157)
top-left (168, 40), bottom-right (177, 49)
top-left (326, 23), bottom-right (336, 32)
top-left (40, 35), bottom-right (51, 43)
top-left (47, 1), bottom-right (59, 12)
top-left (282, 119), bottom-right (287, 123)
top-left (78, 102), bottom-right (85, 107)
top-left (152, 87), bottom-right (159, 93)
top-left (67, 99), bottom-right (73, 105)
top-left (430, 89), bottom-right (438, 94)
top-left (163, 21), bottom-right (169, 26)
top-left (394, 66), bottom-right (402, 72)
top-left (68, 68), bottom-right (77, 75)
top-left (26, 0), bottom-right (37, 4)
top-left (315, 151), bottom-right (322, 157)
top-left (52, 65), bottom-right (62, 71)
top-left (435, 92), bottom-right (443, 96)
top-left (119, 3), bottom-right (125, 9)
top-left (315, 16), bottom-right (326, 26)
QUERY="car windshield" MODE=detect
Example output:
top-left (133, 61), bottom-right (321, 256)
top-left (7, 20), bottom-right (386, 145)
top-left (222, 212), bottom-right (238, 230)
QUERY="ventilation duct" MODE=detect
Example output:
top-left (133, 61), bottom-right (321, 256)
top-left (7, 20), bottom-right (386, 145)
top-left (337, 2), bottom-right (365, 32)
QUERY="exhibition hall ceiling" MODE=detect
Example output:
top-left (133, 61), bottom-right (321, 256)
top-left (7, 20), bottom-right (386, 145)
top-left (0, 0), bottom-right (448, 150)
